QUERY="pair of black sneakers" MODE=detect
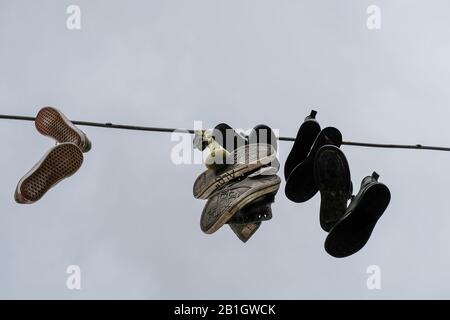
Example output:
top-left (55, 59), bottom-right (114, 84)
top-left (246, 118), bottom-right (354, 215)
top-left (285, 111), bottom-right (391, 258)
top-left (193, 124), bottom-right (281, 242)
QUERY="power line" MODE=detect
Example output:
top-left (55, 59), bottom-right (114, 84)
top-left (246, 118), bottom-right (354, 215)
top-left (1, 114), bottom-right (450, 152)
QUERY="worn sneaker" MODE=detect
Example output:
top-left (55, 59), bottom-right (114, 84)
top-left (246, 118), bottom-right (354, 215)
top-left (15, 143), bottom-right (84, 204)
top-left (193, 143), bottom-right (276, 199)
top-left (35, 107), bottom-right (92, 153)
top-left (314, 145), bottom-right (352, 232)
top-left (284, 110), bottom-right (321, 180)
top-left (200, 175), bottom-right (281, 234)
top-left (285, 127), bottom-right (342, 203)
top-left (325, 172), bottom-right (391, 258)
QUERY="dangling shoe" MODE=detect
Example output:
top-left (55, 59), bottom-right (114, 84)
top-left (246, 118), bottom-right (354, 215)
top-left (193, 143), bottom-right (276, 199)
top-left (35, 107), bottom-right (92, 153)
top-left (200, 175), bottom-right (281, 234)
top-left (15, 143), bottom-right (84, 204)
top-left (314, 145), bottom-right (352, 232)
top-left (285, 127), bottom-right (342, 203)
top-left (325, 172), bottom-right (391, 258)
top-left (211, 124), bottom-right (278, 241)
top-left (284, 110), bottom-right (320, 180)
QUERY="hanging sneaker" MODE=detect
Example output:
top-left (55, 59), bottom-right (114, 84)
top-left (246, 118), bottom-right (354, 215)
top-left (285, 127), bottom-right (342, 203)
top-left (15, 143), bottom-right (84, 204)
top-left (200, 175), bottom-right (281, 234)
top-left (314, 145), bottom-right (352, 232)
top-left (210, 124), bottom-right (278, 241)
top-left (325, 172), bottom-right (391, 258)
top-left (229, 222), bottom-right (261, 243)
top-left (193, 143), bottom-right (276, 199)
top-left (284, 110), bottom-right (321, 180)
top-left (35, 107), bottom-right (92, 153)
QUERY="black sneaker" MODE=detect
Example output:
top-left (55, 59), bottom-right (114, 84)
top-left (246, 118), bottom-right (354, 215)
top-left (284, 110), bottom-right (320, 180)
top-left (200, 175), bottom-right (281, 234)
top-left (285, 127), bottom-right (342, 203)
top-left (325, 172), bottom-right (391, 258)
top-left (314, 145), bottom-right (352, 232)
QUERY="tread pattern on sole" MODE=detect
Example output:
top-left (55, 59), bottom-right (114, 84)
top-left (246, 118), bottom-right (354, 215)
top-left (193, 144), bottom-right (275, 199)
top-left (315, 147), bottom-right (351, 231)
top-left (19, 144), bottom-right (83, 202)
top-left (36, 107), bottom-right (84, 150)
top-left (201, 176), bottom-right (281, 234)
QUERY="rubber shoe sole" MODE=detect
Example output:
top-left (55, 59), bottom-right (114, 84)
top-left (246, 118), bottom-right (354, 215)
top-left (314, 145), bottom-right (352, 232)
top-left (15, 143), bottom-right (84, 204)
top-left (325, 183), bottom-right (391, 258)
top-left (193, 144), bottom-right (275, 200)
top-left (35, 107), bottom-right (91, 153)
top-left (200, 175), bottom-right (281, 234)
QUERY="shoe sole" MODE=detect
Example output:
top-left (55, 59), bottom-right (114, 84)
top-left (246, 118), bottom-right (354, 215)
top-left (193, 144), bottom-right (275, 199)
top-left (229, 222), bottom-right (262, 243)
top-left (15, 143), bottom-right (84, 204)
top-left (285, 127), bottom-right (342, 203)
top-left (200, 177), bottom-right (281, 234)
top-left (35, 107), bottom-right (89, 152)
top-left (314, 145), bottom-right (351, 232)
top-left (325, 183), bottom-right (391, 258)
top-left (284, 119), bottom-right (321, 180)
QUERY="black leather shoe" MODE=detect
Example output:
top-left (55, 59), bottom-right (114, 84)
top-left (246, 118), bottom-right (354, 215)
top-left (284, 110), bottom-right (320, 180)
top-left (285, 127), bottom-right (342, 203)
top-left (325, 172), bottom-right (391, 258)
top-left (314, 145), bottom-right (352, 232)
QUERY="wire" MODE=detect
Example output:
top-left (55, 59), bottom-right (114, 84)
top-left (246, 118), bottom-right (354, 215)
top-left (1, 114), bottom-right (450, 152)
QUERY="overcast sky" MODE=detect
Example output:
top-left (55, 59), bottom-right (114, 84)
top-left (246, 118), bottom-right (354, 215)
top-left (1, 0), bottom-right (450, 299)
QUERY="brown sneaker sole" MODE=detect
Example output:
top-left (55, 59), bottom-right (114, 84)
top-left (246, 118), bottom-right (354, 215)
top-left (229, 222), bottom-right (261, 243)
top-left (193, 144), bottom-right (275, 199)
top-left (15, 143), bottom-right (84, 204)
top-left (35, 107), bottom-right (91, 153)
top-left (200, 175), bottom-right (281, 234)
